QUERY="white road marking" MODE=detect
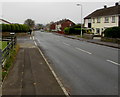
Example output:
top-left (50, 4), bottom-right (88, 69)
top-left (63, 42), bottom-right (70, 46)
top-left (34, 41), bottom-right (37, 46)
top-left (75, 47), bottom-right (92, 55)
top-left (33, 36), bottom-right (35, 40)
top-left (106, 60), bottom-right (120, 66)
top-left (36, 46), bottom-right (70, 97)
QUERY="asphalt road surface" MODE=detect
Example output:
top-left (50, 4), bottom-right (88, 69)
top-left (34, 31), bottom-right (118, 95)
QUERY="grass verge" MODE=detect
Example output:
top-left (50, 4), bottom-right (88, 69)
top-left (2, 44), bottom-right (19, 81)
top-left (101, 37), bottom-right (120, 44)
top-left (0, 41), bottom-right (7, 50)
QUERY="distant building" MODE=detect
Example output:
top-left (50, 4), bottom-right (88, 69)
top-left (84, 2), bottom-right (120, 35)
top-left (48, 19), bottom-right (75, 34)
top-left (56, 19), bottom-right (75, 32)
top-left (0, 19), bottom-right (11, 24)
top-left (49, 23), bottom-right (56, 32)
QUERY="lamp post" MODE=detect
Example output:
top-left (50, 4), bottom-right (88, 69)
top-left (76, 4), bottom-right (83, 37)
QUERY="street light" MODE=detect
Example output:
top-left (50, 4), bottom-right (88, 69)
top-left (76, 3), bottom-right (83, 37)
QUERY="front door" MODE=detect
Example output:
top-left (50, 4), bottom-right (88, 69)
top-left (88, 23), bottom-right (91, 28)
top-left (96, 28), bottom-right (100, 35)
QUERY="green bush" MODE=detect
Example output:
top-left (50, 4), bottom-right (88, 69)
top-left (64, 26), bottom-right (86, 35)
top-left (11, 24), bottom-right (16, 32)
top-left (64, 27), bottom-right (70, 34)
top-left (104, 27), bottom-right (120, 38)
top-left (14, 24), bottom-right (20, 32)
top-left (1, 24), bottom-right (30, 33)
top-left (1, 24), bottom-right (7, 32)
top-left (6, 24), bottom-right (12, 32)
top-left (72, 24), bottom-right (81, 28)
top-left (69, 28), bottom-right (75, 34)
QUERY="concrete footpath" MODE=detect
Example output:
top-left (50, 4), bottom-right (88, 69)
top-left (54, 33), bottom-right (120, 49)
top-left (2, 36), bottom-right (67, 96)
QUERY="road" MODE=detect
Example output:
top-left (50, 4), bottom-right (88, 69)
top-left (34, 31), bottom-right (118, 95)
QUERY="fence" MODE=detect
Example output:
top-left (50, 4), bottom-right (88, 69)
top-left (2, 35), bottom-right (16, 66)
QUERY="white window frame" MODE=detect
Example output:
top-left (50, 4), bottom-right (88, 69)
top-left (111, 16), bottom-right (116, 23)
top-left (97, 17), bottom-right (101, 23)
top-left (104, 17), bottom-right (109, 23)
top-left (88, 19), bottom-right (92, 23)
top-left (93, 18), bottom-right (95, 23)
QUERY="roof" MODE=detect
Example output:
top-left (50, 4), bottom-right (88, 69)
top-left (0, 19), bottom-right (11, 24)
top-left (55, 19), bottom-right (75, 25)
top-left (84, 5), bottom-right (120, 19)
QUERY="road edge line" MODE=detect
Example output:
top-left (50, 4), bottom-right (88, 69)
top-left (106, 60), bottom-right (120, 66)
top-left (34, 41), bottom-right (70, 96)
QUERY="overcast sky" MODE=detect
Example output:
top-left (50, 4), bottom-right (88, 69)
top-left (1, 1), bottom-right (119, 25)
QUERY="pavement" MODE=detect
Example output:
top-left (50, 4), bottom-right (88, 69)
top-left (34, 31), bottom-right (118, 95)
top-left (2, 36), bottom-right (66, 96)
top-left (54, 33), bottom-right (120, 49)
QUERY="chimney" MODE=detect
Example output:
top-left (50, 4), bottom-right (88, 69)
top-left (115, 2), bottom-right (119, 6)
top-left (104, 5), bottom-right (107, 8)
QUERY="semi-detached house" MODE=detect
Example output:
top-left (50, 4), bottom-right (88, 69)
top-left (84, 2), bottom-right (120, 35)
top-left (49, 19), bottom-right (75, 34)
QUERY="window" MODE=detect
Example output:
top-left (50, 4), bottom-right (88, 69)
top-left (104, 17), bottom-right (109, 23)
top-left (88, 19), bottom-right (91, 23)
top-left (97, 17), bottom-right (101, 23)
top-left (93, 18), bottom-right (95, 23)
top-left (112, 16), bottom-right (115, 23)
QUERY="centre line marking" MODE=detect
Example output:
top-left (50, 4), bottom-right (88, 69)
top-left (75, 47), bottom-right (92, 55)
top-left (106, 60), bottom-right (120, 66)
top-left (63, 42), bottom-right (70, 46)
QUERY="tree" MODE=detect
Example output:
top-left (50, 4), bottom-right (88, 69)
top-left (24, 19), bottom-right (35, 30)
top-left (35, 24), bottom-right (44, 30)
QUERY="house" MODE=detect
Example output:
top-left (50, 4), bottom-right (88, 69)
top-left (49, 23), bottom-right (56, 32)
top-left (45, 23), bottom-right (51, 31)
top-left (55, 19), bottom-right (75, 33)
top-left (0, 19), bottom-right (11, 24)
top-left (48, 19), bottom-right (75, 34)
top-left (84, 2), bottom-right (120, 35)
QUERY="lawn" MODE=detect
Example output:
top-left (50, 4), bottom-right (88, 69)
top-left (0, 41), bottom-right (7, 50)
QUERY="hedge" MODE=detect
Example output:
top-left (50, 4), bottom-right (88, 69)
top-left (103, 27), bottom-right (120, 38)
top-left (1, 24), bottom-right (30, 33)
top-left (64, 27), bottom-right (70, 34)
top-left (64, 26), bottom-right (86, 35)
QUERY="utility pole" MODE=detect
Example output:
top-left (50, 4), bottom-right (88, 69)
top-left (76, 4), bottom-right (83, 37)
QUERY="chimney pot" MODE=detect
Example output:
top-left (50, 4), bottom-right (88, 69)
top-left (104, 5), bottom-right (107, 8)
top-left (115, 2), bottom-right (119, 6)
